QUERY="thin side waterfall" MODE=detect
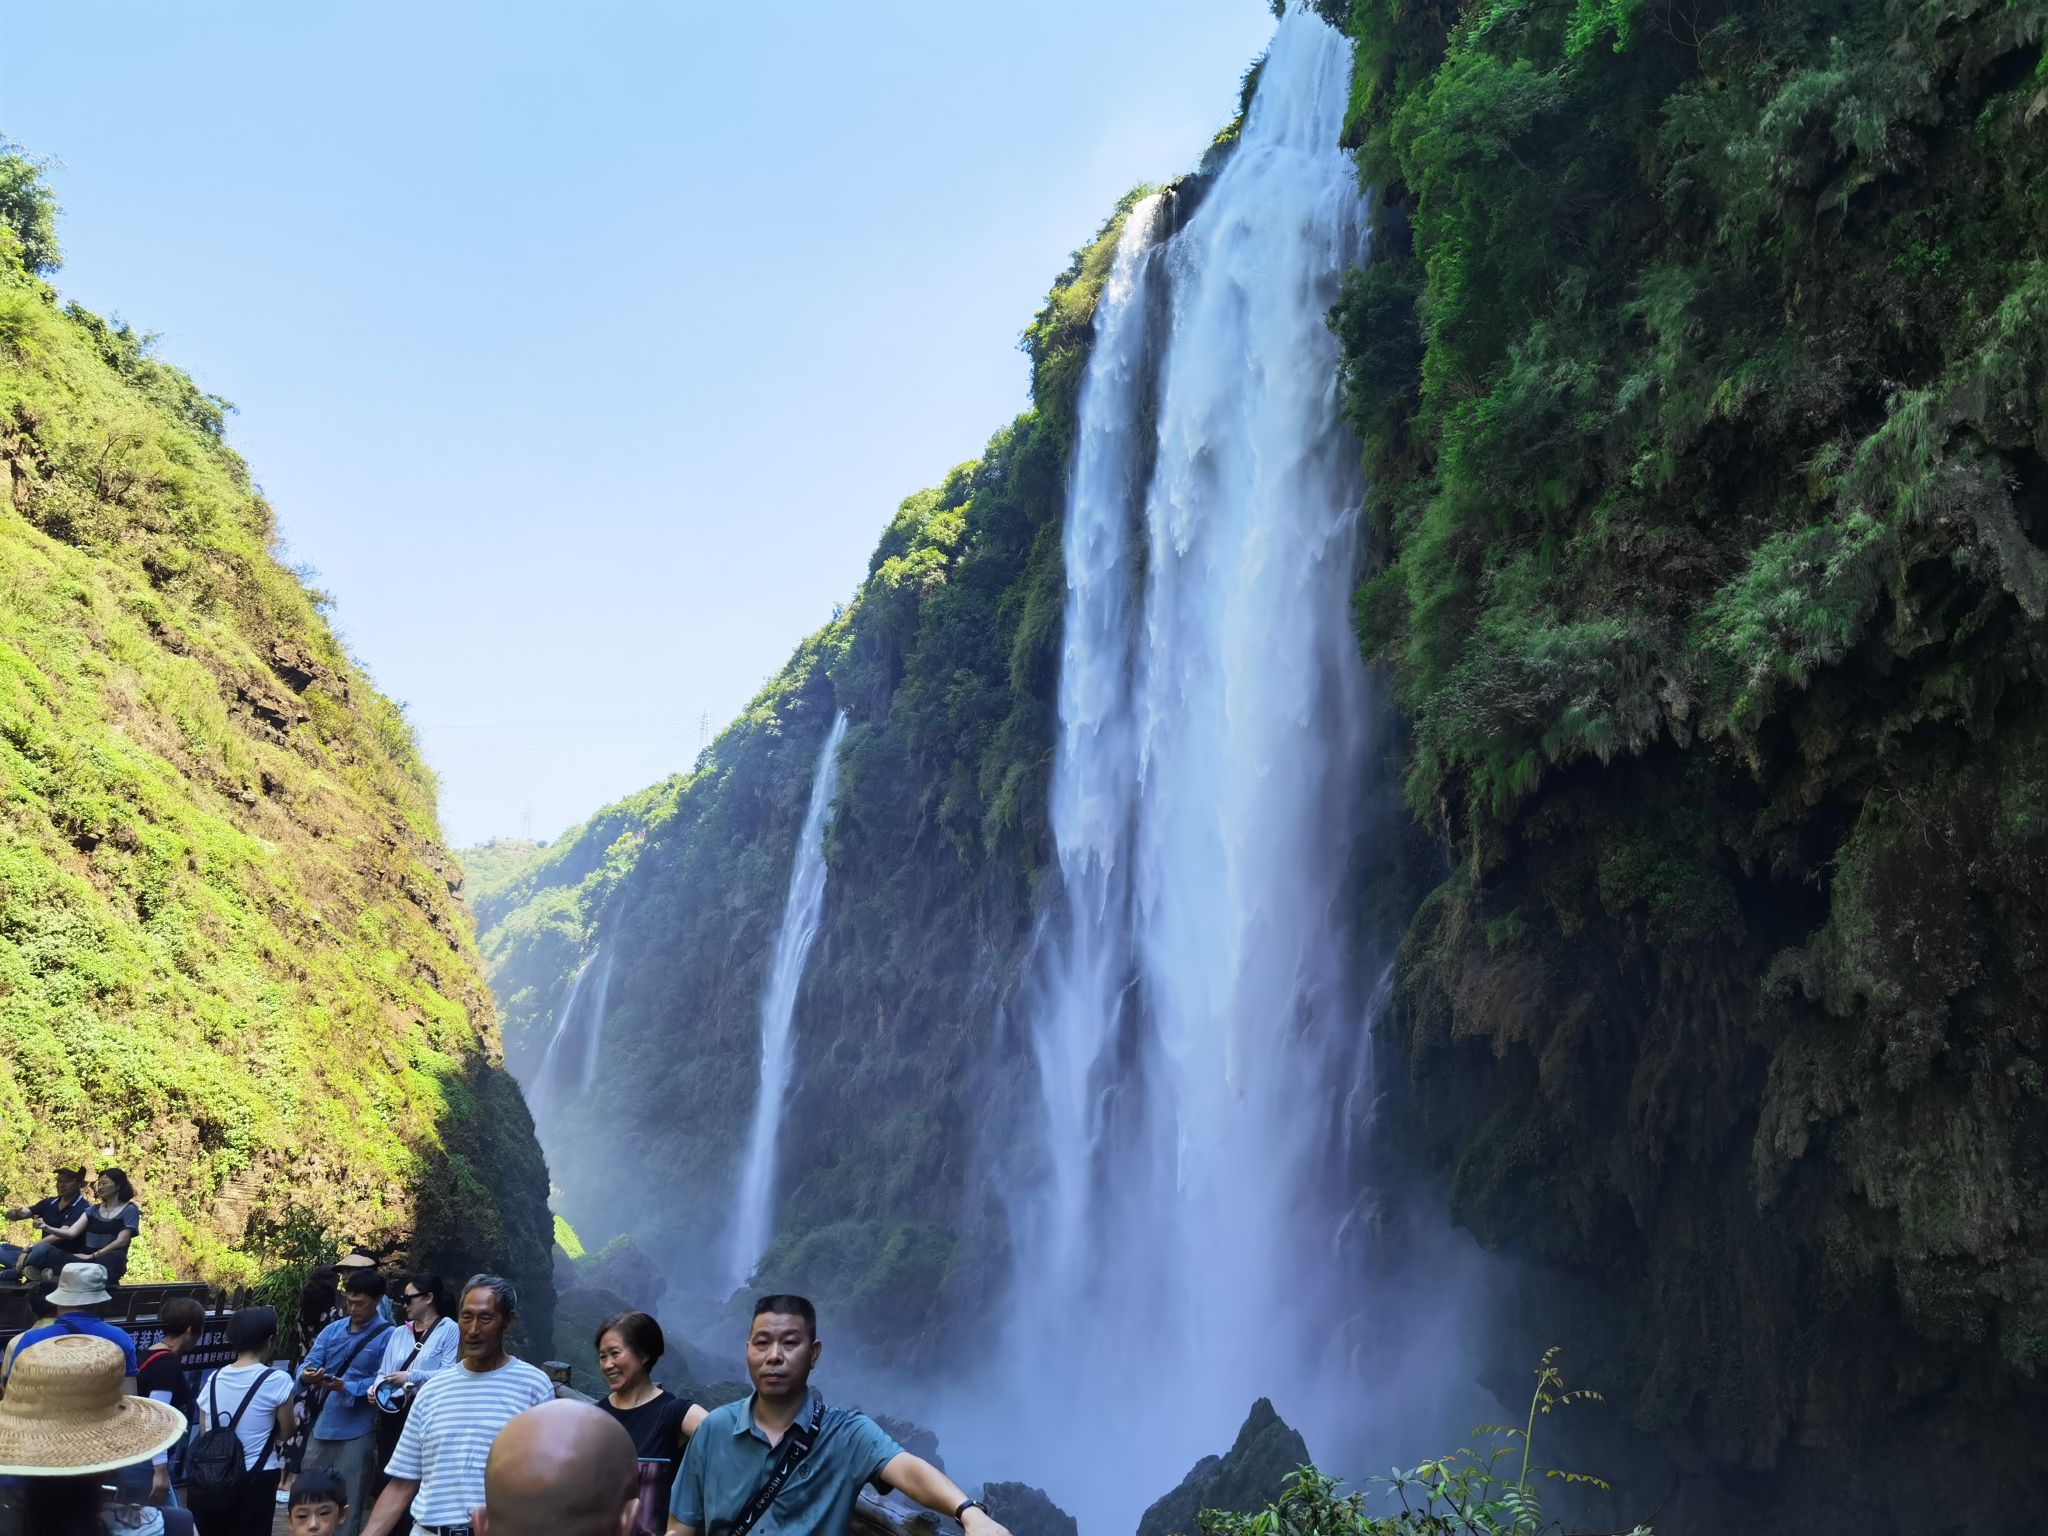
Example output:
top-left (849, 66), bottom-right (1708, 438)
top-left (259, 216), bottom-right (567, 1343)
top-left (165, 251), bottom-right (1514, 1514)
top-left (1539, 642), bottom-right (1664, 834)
top-left (529, 946), bottom-right (607, 1123)
top-left (985, 8), bottom-right (1372, 1528)
top-left (568, 948), bottom-right (615, 1104)
top-left (725, 709), bottom-right (851, 1291)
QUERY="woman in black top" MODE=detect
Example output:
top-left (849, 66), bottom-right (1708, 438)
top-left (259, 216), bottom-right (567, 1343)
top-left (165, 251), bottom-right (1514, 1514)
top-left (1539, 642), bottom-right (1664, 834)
top-left (593, 1312), bottom-right (706, 1536)
top-left (81, 1168), bottom-right (140, 1284)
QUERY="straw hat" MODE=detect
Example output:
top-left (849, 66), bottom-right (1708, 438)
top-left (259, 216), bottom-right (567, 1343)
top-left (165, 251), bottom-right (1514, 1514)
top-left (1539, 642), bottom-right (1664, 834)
top-left (336, 1249), bottom-right (379, 1270)
top-left (0, 1334), bottom-right (185, 1476)
top-left (46, 1262), bottom-right (112, 1307)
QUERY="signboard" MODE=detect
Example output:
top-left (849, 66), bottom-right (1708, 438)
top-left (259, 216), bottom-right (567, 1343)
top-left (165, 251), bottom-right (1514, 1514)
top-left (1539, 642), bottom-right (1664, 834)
top-left (129, 1319), bottom-right (240, 1388)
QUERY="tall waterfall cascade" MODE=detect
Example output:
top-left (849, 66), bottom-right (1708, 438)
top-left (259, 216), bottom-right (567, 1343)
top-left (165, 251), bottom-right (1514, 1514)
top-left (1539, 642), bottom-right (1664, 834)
top-left (726, 709), bottom-right (852, 1290)
top-left (987, 7), bottom-right (1375, 1523)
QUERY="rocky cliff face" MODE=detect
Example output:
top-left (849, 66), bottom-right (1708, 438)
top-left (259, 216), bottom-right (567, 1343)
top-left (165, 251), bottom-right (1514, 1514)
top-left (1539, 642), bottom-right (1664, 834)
top-left (1330, 0), bottom-right (2048, 1522)
top-left (1135, 1402), bottom-right (1311, 1536)
top-left (0, 159), bottom-right (551, 1333)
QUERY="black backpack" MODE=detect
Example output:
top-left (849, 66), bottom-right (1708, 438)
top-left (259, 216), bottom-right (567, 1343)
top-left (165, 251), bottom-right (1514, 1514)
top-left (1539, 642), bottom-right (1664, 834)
top-left (187, 1367), bottom-right (281, 1512)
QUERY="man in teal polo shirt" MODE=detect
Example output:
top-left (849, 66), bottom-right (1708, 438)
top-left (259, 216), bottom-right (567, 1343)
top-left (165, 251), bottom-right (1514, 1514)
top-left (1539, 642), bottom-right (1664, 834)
top-left (669, 1295), bottom-right (1013, 1536)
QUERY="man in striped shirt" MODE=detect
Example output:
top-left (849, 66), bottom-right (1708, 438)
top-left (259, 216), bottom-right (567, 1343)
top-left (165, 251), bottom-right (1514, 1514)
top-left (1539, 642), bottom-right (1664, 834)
top-left (360, 1274), bottom-right (554, 1536)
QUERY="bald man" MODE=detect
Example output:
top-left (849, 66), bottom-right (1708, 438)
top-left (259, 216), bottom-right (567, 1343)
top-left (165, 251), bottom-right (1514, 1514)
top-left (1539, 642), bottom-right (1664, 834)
top-left (473, 1399), bottom-right (640, 1536)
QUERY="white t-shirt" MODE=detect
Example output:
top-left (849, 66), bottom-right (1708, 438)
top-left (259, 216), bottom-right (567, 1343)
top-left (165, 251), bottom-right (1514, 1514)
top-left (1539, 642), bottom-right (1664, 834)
top-left (199, 1362), bottom-right (294, 1471)
top-left (377, 1314), bottom-right (458, 1383)
top-left (384, 1356), bottom-right (553, 1524)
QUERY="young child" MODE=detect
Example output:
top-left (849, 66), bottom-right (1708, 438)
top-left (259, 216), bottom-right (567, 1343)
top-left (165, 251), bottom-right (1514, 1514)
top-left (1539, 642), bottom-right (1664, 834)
top-left (286, 1469), bottom-right (350, 1536)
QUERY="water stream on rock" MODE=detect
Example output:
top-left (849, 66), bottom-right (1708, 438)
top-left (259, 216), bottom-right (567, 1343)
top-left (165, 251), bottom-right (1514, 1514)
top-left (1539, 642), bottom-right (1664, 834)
top-left (968, 9), bottom-right (1375, 1526)
top-left (725, 709), bottom-right (851, 1290)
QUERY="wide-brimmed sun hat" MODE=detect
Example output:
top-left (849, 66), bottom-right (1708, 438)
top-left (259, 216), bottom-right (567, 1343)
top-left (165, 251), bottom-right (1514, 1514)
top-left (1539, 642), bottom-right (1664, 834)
top-left (335, 1249), bottom-right (379, 1270)
top-left (0, 1334), bottom-right (185, 1476)
top-left (46, 1262), bottom-right (112, 1307)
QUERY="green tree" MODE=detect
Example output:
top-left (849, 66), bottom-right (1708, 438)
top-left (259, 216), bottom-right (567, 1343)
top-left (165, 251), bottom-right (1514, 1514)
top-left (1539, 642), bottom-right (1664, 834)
top-left (0, 147), bottom-right (62, 274)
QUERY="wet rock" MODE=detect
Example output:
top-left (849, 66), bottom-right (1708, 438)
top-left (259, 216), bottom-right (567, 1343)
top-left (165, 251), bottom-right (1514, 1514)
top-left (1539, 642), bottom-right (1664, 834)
top-left (552, 1283), bottom-right (633, 1391)
top-left (582, 1233), bottom-right (669, 1309)
top-left (873, 1413), bottom-right (942, 1469)
top-left (1135, 1400), bottom-right (1310, 1536)
top-left (979, 1482), bottom-right (1075, 1536)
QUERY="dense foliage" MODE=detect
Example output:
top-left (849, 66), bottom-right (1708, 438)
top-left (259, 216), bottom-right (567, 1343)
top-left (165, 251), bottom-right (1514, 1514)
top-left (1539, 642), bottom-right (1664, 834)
top-left (468, 187), bottom-right (1169, 1345)
top-left (1329, 0), bottom-right (2048, 1515)
top-left (0, 154), bottom-right (551, 1325)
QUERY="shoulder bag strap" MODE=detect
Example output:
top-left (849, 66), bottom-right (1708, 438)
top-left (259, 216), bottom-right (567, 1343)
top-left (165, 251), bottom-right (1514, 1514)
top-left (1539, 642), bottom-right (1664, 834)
top-left (321, 1322), bottom-right (391, 1391)
top-left (220, 1367), bottom-right (273, 1433)
top-left (309, 1323), bottom-right (390, 1420)
top-left (727, 1394), bottom-right (827, 1536)
top-left (246, 1368), bottom-right (284, 1471)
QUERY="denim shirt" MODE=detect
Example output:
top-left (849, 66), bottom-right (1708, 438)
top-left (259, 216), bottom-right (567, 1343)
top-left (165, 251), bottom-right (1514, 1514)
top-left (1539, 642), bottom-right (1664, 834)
top-left (301, 1316), bottom-right (392, 1441)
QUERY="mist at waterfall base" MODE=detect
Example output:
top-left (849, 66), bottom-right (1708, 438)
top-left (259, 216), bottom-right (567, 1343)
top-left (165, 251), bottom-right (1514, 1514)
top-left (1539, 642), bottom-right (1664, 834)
top-left (726, 710), bottom-right (852, 1292)
top-left (914, 10), bottom-right (1492, 1531)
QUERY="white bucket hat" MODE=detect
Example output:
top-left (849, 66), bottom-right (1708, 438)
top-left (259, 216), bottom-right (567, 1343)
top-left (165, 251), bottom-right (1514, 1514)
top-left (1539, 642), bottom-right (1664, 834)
top-left (46, 1262), bottom-right (112, 1308)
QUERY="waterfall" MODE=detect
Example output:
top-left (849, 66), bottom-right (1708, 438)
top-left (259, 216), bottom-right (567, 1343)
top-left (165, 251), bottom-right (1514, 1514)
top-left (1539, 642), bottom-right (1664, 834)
top-left (725, 709), bottom-right (851, 1291)
top-left (529, 946), bottom-right (612, 1123)
top-left (1029, 188), bottom-right (1164, 1307)
top-left (992, 8), bottom-right (1371, 1525)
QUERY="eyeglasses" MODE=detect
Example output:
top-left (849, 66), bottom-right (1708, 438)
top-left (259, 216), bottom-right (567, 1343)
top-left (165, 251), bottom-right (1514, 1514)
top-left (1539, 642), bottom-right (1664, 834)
top-left (402, 1293), bottom-right (424, 1303)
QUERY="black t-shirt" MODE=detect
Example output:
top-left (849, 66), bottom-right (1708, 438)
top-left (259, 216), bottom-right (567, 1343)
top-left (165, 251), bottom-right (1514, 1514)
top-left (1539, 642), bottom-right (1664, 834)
top-left (597, 1389), bottom-right (695, 1534)
top-left (28, 1194), bottom-right (88, 1253)
top-left (138, 1347), bottom-right (196, 1415)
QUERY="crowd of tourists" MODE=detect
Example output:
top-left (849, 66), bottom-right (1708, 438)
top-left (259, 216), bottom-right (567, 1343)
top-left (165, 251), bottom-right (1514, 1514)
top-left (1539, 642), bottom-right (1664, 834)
top-left (0, 1168), bottom-right (1017, 1536)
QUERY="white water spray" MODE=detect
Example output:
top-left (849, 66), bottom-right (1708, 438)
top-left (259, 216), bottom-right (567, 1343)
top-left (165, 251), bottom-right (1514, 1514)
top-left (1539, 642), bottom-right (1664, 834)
top-left (726, 710), bottom-right (851, 1290)
top-left (990, 9), bottom-right (1371, 1526)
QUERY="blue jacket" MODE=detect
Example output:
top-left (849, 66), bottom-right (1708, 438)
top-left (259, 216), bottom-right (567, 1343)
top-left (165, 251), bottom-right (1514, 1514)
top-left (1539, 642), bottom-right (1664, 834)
top-left (301, 1316), bottom-right (392, 1441)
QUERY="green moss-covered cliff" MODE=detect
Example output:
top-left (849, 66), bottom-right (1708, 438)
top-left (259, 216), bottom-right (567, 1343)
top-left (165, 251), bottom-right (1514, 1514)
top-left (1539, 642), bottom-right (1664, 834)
top-left (0, 155), bottom-right (552, 1329)
top-left (1327, 0), bottom-right (2048, 1518)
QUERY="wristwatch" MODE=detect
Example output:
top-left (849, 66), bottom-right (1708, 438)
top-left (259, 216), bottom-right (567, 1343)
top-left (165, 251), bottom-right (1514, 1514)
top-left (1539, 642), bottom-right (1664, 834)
top-left (954, 1501), bottom-right (984, 1522)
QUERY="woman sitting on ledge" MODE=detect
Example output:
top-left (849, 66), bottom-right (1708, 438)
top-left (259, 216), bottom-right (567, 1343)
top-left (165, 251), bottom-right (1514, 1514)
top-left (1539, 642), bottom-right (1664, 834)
top-left (79, 1169), bottom-right (140, 1287)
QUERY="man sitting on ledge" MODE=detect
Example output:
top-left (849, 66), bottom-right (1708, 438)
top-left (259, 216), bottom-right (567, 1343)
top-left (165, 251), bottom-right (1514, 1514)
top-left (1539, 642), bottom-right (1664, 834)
top-left (669, 1294), bottom-right (1014, 1536)
top-left (0, 1166), bottom-right (89, 1282)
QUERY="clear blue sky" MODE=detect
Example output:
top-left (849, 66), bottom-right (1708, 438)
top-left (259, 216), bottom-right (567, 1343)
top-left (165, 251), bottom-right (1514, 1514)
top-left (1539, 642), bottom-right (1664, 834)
top-left (10, 1), bottom-right (1275, 846)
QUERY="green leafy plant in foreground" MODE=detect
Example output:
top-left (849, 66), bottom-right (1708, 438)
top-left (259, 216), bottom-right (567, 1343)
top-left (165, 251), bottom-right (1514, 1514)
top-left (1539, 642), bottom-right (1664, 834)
top-left (1200, 1352), bottom-right (1649, 1536)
